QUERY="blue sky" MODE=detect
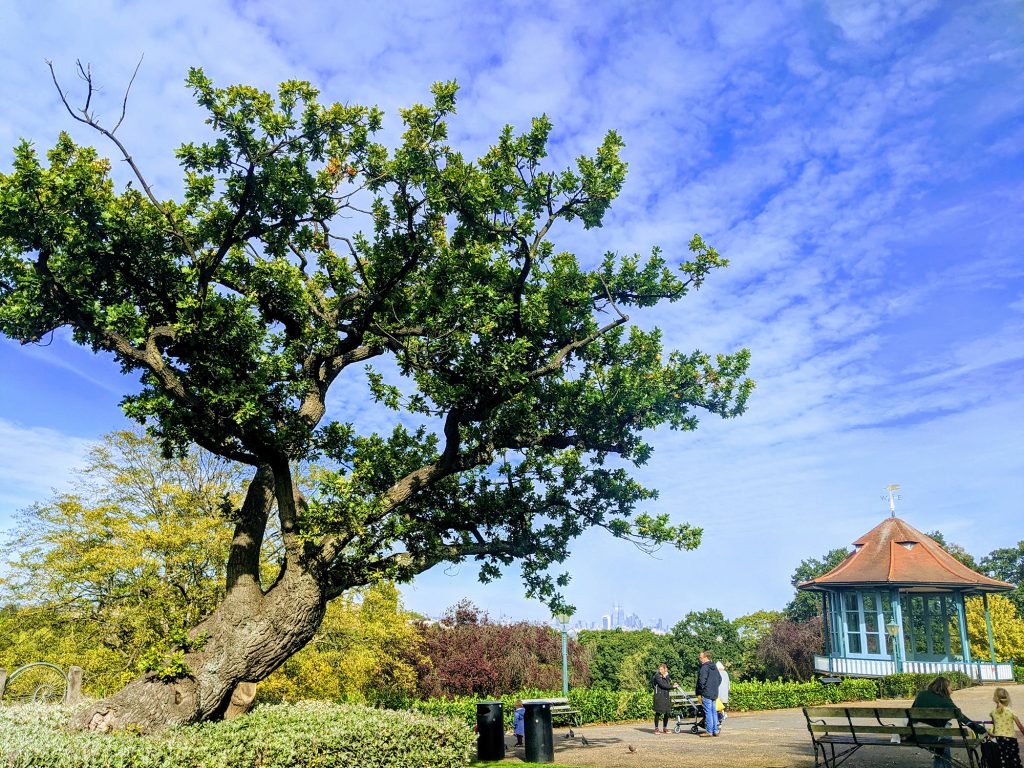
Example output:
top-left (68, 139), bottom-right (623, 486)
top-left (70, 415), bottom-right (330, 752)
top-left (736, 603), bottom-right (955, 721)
top-left (1, 0), bottom-right (1022, 628)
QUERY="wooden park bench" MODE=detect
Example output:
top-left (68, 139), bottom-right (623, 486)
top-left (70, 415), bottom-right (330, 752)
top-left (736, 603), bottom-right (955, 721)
top-left (523, 697), bottom-right (581, 729)
top-left (548, 697), bottom-right (581, 728)
top-left (803, 706), bottom-right (984, 768)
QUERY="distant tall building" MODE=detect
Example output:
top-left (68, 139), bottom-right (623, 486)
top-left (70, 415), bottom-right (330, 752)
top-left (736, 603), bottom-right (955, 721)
top-left (601, 614), bottom-right (611, 630)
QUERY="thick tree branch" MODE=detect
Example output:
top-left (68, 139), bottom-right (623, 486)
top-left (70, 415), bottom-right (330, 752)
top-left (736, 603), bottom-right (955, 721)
top-left (526, 314), bottom-right (628, 381)
top-left (225, 464), bottom-right (274, 595)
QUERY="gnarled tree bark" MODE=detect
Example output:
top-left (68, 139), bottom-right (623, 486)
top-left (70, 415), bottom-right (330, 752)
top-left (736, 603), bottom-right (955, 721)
top-left (74, 467), bottom-right (329, 733)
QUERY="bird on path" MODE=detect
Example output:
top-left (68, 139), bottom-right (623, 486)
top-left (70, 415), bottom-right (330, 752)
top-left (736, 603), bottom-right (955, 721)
top-left (566, 728), bottom-right (575, 738)
top-left (581, 736), bottom-right (591, 746)
top-left (628, 744), bottom-right (636, 753)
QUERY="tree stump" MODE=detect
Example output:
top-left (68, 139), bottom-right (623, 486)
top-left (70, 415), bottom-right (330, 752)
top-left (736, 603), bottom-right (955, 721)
top-left (66, 666), bottom-right (84, 705)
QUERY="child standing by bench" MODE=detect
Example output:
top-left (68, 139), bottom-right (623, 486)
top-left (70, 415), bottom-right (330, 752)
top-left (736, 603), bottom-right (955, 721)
top-left (988, 687), bottom-right (1023, 768)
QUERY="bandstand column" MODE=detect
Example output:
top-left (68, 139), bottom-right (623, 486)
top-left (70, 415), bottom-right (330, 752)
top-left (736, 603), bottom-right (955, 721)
top-left (822, 593), bottom-right (832, 672)
top-left (891, 589), bottom-right (906, 673)
top-left (955, 594), bottom-right (971, 664)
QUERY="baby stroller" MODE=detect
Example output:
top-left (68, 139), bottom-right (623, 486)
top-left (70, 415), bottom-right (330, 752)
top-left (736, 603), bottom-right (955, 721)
top-left (670, 691), bottom-right (705, 734)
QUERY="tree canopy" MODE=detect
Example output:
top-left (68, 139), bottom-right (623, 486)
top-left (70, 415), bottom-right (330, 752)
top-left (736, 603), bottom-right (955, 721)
top-left (0, 69), bottom-right (752, 612)
top-left (981, 542), bottom-right (1024, 614)
top-left (0, 430), bottom-right (245, 694)
top-left (784, 547), bottom-right (850, 622)
top-left (0, 67), bottom-right (753, 729)
top-left (577, 628), bottom-right (681, 690)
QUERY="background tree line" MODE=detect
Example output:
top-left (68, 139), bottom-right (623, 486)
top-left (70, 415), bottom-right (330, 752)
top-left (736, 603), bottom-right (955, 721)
top-left (1, 430), bottom-right (1021, 701)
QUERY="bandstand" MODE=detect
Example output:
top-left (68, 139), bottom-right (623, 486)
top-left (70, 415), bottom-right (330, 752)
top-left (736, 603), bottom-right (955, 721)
top-left (798, 516), bottom-right (1015, 682)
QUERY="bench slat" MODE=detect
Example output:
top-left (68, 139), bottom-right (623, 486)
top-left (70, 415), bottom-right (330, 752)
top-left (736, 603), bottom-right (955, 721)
top-left (522, 698), bottom-right (569, 705)
top-left (804, 706), bottom-right (960, 719)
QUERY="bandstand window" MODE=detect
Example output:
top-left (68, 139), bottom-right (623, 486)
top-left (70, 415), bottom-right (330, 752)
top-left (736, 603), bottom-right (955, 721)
top-left (841, 591), bottom-right (894, 658)
top-left (900, 593), bottom-right (959, 661)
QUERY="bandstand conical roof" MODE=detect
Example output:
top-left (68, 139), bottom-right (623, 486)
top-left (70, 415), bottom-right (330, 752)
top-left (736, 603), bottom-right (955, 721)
top-left (798, 517), bottom-right (1014, 594)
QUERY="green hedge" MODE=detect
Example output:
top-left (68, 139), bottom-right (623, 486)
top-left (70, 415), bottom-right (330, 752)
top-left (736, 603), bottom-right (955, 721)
top-left (413, 679), bottom-right (880, 726)
top-left (875, 672), bottom-right (974, 698)
top-left (413, 688), bottom-right (653, 728)
top-left (414, 673), bottom-right (981, 728)
top-left (0, 701), bottom-right (474, 768)
top-left (728, 679), bottom-right (878, 711)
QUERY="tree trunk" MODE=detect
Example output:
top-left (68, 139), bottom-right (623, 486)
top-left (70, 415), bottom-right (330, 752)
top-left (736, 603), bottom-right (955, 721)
top-left (74, 565), bottom-right (326, 733)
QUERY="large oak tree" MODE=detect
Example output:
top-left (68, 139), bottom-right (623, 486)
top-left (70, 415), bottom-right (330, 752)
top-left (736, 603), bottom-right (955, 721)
top-left (0, 67), bottom-right (752, 731)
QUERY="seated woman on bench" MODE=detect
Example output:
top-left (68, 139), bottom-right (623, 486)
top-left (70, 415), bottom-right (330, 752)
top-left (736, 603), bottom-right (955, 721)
top-left (911, 677), bottom-right (985, 768)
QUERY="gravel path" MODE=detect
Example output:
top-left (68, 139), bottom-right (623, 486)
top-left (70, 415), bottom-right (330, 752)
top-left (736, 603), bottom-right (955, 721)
top-left (499, 684), bottom-right (1024, 768)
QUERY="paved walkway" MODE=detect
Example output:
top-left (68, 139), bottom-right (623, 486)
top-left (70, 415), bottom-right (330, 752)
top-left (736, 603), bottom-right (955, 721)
top-left (500, 684), bottom-right (1024, 767)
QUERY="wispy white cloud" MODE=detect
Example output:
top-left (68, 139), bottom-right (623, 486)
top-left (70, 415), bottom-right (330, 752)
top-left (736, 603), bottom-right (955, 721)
top-left (0, 419), bottom-right (94, 527)
top-left (1, 0), bottom-right (1021, 625)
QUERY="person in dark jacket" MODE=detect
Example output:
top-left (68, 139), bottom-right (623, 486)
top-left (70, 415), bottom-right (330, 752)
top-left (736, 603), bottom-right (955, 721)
top-left (910, 676), bottom-right (985, 768)
top-left (651, 663), bottom-right (679, 733)
top-left (695, 650), bottom-right (722, 737)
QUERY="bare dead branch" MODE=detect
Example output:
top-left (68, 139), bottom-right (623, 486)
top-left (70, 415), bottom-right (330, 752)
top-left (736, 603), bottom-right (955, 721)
top-left (113, 55), bottom-right (144, 134)
top-left (46, 58), bottom-right (197, 257)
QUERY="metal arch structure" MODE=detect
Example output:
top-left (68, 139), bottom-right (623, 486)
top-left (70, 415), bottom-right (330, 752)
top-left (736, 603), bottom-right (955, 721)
top-left (0, 662), bottom-right (74, 705)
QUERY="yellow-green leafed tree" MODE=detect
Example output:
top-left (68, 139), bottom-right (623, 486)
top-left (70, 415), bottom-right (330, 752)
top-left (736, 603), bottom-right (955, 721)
top-left (0, 429), bottom-right (245, 695)
top-left (965, 594), bottom-right (1024, 664)
top-left (259, 582), bottom-right (425, 706)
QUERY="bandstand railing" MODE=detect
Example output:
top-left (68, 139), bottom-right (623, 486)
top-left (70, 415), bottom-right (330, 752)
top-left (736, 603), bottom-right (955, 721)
top-left (814, 654), bottom-right (1014, 682)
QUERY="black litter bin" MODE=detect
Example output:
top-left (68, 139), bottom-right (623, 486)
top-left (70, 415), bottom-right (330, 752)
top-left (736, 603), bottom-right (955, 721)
top-left (524, 700), bottom-right (554, 763)
top-left (476, 700), bottom-right (504, 761)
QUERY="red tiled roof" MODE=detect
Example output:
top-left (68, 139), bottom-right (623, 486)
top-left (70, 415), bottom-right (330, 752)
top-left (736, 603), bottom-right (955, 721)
top-left (798, 517), bottom-right (1014, 593)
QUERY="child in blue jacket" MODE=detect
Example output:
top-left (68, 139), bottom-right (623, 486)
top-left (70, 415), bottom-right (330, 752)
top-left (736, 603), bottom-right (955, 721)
top-left (513, 700), bottom-right (525, 747)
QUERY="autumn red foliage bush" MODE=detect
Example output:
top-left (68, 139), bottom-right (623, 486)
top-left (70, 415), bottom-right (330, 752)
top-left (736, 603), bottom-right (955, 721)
top-left (756, 615), bottom-right (824, 681)
top-left (416, 600), bottom-right (590, 697)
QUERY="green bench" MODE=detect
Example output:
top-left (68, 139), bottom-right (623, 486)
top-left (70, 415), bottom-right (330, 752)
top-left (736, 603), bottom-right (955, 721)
top-left (803, 706), bottom-right (983, 768)
top-left (522, 697), bottom-right (581, 730)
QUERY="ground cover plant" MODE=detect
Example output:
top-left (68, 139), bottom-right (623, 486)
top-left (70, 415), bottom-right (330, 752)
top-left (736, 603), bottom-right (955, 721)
top-left (0, 701), bottom-right (474, 768)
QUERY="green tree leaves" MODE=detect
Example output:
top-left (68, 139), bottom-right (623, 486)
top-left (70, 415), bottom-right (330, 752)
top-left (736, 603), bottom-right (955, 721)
top-left (784, 548), bottom-right (850, 622)
top-left (0, 72), bottom-right (754, 611)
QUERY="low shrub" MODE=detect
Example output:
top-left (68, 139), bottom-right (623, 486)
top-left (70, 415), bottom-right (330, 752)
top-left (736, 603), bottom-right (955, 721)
top-left (1015, 665), bottom-right (1024, 684)
top-left (413, 687), bottom-right (654, 728)
top-left (876, 672), bottom-right (974, 699)
top-left (413, 678), bottom-right (880, 726)
top-left (0, 701), bottom-right (475, 768)
top-left (728, 678), bottom-right (878, 711)
top-left (413, 689), bottom-right (569, 729)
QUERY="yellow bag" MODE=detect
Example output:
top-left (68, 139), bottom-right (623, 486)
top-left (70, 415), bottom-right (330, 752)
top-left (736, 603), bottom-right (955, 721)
top-left (715, 697), bottom-right (725, 712)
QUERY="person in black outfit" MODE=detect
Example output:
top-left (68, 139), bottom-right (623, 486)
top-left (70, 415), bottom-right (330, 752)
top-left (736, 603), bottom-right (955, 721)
top-left (651, 663), bottom-right (678, 733)
top-left (695, 650), bottom-right (722, 737)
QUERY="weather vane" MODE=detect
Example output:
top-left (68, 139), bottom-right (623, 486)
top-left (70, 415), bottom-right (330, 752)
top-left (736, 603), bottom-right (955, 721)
top-left (883, 484), bottom-right (901, 517)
